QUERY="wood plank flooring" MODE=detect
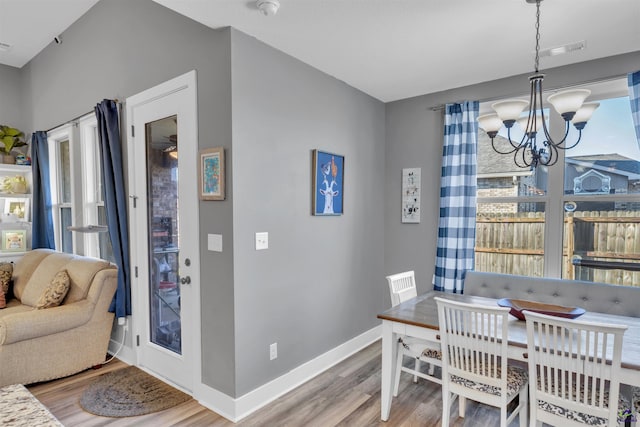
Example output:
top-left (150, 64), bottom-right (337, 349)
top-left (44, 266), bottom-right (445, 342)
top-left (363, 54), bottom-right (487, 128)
top-left (28, 340), bottom-right (519, 426)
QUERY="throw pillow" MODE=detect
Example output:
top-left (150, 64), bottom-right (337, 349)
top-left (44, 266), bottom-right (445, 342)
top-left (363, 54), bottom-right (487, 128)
top-left (0, 262), bottom-right (13, 308)
top-left (0, 262), bottom-right (13, 295)
top-left (35, 270), bottom-right (71, 309)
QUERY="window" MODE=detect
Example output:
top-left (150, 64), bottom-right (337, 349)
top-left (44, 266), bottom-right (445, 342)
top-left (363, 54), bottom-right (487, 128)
top-left (562, 95), bottom-right (640, 286)
top-left (476, 79), bottom-right (639, 287)
top-left (48, 115), bottom-right (114, 261)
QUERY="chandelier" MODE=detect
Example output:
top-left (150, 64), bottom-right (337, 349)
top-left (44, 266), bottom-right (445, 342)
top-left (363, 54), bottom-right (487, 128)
top-left (477, 0), bottom-right (599, 170)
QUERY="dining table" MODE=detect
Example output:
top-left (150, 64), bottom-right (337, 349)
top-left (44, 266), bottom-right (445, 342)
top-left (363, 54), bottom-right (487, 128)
top-left (377, 290), bottom-right (640, 421)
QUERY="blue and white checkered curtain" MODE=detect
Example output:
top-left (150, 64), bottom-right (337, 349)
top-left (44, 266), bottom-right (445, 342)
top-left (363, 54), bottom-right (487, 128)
top-left (629, 71), bottom-right (640, 148)
top-left (433, 101), bottom-right (478, 293)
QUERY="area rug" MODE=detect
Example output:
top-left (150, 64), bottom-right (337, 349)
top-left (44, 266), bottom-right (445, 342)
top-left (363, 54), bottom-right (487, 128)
top-left (0, 384), bottom-right (64, 426)
top-left (79, 366), bottom-right (191, 417)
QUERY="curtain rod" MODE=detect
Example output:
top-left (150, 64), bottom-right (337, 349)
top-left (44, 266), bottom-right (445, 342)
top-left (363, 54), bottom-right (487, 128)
top-left (429, 73), bottom-right (628, 112)
top-left (44, 99), bottom-right (120, 133)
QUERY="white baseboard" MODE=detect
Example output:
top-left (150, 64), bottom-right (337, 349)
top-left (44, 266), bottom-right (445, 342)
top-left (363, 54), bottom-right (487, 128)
top-left (108, 332), bottom-right (136, 366)
top-left (195, 325), bottom-right (382, 422)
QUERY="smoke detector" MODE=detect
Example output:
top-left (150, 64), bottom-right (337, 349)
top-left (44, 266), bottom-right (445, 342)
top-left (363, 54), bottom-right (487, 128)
top-left (257, 0), bottom-right (280, 16)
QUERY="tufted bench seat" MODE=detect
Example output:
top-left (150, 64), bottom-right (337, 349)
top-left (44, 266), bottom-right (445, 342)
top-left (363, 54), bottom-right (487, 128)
top-left (463, 271), bottom-right (640, 317)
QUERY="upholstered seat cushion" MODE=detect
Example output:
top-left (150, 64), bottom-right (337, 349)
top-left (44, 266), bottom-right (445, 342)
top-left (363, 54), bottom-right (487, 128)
top-left (451, 365), bottom-right (528, 397)
top-left (535, 379), bottom-right (631, 427)
top-left (398, 336), bottom-right (442, 360)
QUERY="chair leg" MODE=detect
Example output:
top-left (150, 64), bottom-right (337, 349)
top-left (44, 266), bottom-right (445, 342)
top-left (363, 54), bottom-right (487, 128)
top-left (519, 387), bottom-right (528, 427)
top-left (413, 358), bottom-right (420, 383)
top-left (500, 405), bottom-right (508, 427)
top-left (441, 390), bottom-right (451, 427)
top-left (458, 396), bottom-right (466, 418)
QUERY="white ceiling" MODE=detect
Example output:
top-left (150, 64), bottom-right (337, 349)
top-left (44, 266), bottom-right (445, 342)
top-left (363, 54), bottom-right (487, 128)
top-left (0, 0), bottom-right (100, 68)
top-left (1, 0), bottom-right (639, 102)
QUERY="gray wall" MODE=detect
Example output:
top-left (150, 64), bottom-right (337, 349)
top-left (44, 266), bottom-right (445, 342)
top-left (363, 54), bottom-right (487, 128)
top-left (384, 52), bottom-right (640, 292)
top-left (0, 64), bottom-right (25, 131)
top-left (18, 0), bottom-right (237, 396)
top-left (229, 29), bottom-right (387, 395)
top-left (14, 0), bottom-right (386, 399)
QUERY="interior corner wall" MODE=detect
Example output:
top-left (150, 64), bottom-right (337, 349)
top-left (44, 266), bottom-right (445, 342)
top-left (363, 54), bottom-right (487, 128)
top-left (384, 51), bottom-right (640, 294)
top-left (17, 0), bottom-right (237, 396)
top-left (0, 64), bottom-right (25, 131)
top-left (229, 29), bottom-right (387, 396)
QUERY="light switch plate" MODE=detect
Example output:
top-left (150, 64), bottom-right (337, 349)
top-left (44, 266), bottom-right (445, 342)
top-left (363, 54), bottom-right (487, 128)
top-left (208, 234), bottom-right (223, 252)
top-left (255, 232), bottom-right (268, 250)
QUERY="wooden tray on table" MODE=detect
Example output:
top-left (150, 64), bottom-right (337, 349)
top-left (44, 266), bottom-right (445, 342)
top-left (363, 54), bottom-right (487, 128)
top-left (497, 298), bottom-right (586, 321)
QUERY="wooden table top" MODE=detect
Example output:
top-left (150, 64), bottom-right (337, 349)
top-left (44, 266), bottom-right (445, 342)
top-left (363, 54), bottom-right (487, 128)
top-left (378, 290), bottom-right (640, 374)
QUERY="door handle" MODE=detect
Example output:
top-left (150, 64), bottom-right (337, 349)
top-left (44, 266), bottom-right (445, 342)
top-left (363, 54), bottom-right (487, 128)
top-left (180, 276), bottom-right (191, 285)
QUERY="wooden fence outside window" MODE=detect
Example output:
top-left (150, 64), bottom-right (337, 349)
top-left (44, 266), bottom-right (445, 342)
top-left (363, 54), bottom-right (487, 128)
top-left (475, 211), bottom-right (640, 287)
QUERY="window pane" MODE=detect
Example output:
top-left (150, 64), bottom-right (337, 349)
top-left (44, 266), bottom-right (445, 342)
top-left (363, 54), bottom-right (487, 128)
top-left (564, 96), bottom-right (639, 195)
top-left (98, 206), bottom-right (114, 262)
top-left (60, 140), bottom-right (72, 203)
top-left (563, 201), bottom-right (640, 286)
top-left (476, 202), bottom-right (545, 277)
top-left (60, 207), bottom-right (72, 253)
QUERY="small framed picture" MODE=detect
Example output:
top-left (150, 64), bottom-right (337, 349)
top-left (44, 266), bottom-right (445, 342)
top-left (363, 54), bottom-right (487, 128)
top-left (312, 149), bottom-right (344, 216)
top-left (4, 198), bottom-right (29, 221)
top-left (2, 230), bottom-right (26, 252)
top-left (199, 147), bottom-right (225, 200)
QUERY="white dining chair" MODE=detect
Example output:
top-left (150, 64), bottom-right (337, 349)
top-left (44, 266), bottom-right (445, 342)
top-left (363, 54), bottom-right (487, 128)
top-left (386, 271), bottom-right (442, 396)
top-left (435, 297), bottom-right (528, 427)
top-left (524, 311), bottom-right (631, 427)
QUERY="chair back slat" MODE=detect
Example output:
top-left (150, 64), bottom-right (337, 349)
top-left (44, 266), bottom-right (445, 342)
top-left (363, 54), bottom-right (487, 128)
top-left (525, 311), bottom-right (627, 426)
top-left (386, 271), bottom-right (418, 307)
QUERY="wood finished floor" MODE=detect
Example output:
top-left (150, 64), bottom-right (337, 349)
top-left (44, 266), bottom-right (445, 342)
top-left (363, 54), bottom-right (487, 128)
top-left (28, 340), bottom-right (521, 426)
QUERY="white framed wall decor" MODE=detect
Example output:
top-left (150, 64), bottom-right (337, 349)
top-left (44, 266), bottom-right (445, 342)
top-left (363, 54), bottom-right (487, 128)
top-left (401, 168), bottom-right (421, 223)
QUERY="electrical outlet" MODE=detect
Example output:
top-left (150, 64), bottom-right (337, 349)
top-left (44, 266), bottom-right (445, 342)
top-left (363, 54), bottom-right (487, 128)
top-left (269, 342), bottom-right (277, 360)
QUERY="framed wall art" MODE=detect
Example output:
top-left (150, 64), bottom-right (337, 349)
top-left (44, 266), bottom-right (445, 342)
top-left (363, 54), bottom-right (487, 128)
top-left (199, 147), bottom-right (225, 200)
top-left (312, 149), bottom-right (344, 216)
top-left (2, 229), bottom-right (26, 252)
top-left (401, 168), bottom-right (421, 223)
top-left (4, 198), bottom-right (29, 221)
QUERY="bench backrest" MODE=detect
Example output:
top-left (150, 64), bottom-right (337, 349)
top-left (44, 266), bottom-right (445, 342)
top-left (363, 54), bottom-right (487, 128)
top-left (464, 271), bottom-right (640, 317)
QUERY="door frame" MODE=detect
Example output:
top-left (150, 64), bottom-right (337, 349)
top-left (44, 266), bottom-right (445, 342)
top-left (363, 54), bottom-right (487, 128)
top-left (125, 70), bottom-right (201, 393)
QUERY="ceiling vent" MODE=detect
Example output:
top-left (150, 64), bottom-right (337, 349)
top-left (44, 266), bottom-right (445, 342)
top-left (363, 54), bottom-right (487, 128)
top-left (0, 42), bottom-right (12, 52)
top-left (539, 40), bottom-right (586, 58)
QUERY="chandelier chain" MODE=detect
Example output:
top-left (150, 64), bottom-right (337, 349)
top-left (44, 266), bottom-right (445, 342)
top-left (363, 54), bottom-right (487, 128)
top-left (534, 0), bottom-right (540, 73)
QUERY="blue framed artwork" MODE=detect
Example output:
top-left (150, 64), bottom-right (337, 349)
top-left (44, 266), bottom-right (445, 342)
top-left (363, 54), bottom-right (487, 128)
top-left (312, 149), bottom-right (344, 215)
top-left (199, 147), bottom-right (225, 200)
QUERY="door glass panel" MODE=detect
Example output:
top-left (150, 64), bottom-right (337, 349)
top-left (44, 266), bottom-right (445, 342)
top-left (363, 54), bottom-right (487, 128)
top-left (145, 116), bottom-right (181, 354)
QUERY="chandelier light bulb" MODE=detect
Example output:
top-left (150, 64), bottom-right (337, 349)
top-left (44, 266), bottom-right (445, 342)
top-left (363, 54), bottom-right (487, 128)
top-left (547, 88), bottom-right (591, 119)
top-left (571, 102), bottom-right (600, 129)
top-left (517, 115), bottom-right (544, 134)
top-left (477, 114), bottom-right (503, 137)
top-left (491, 99), bottom-right (529, 126)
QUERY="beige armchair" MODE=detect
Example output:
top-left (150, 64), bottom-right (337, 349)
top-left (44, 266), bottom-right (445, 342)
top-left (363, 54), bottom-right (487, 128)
top-left (0, 249), bottom-right (117, 387)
